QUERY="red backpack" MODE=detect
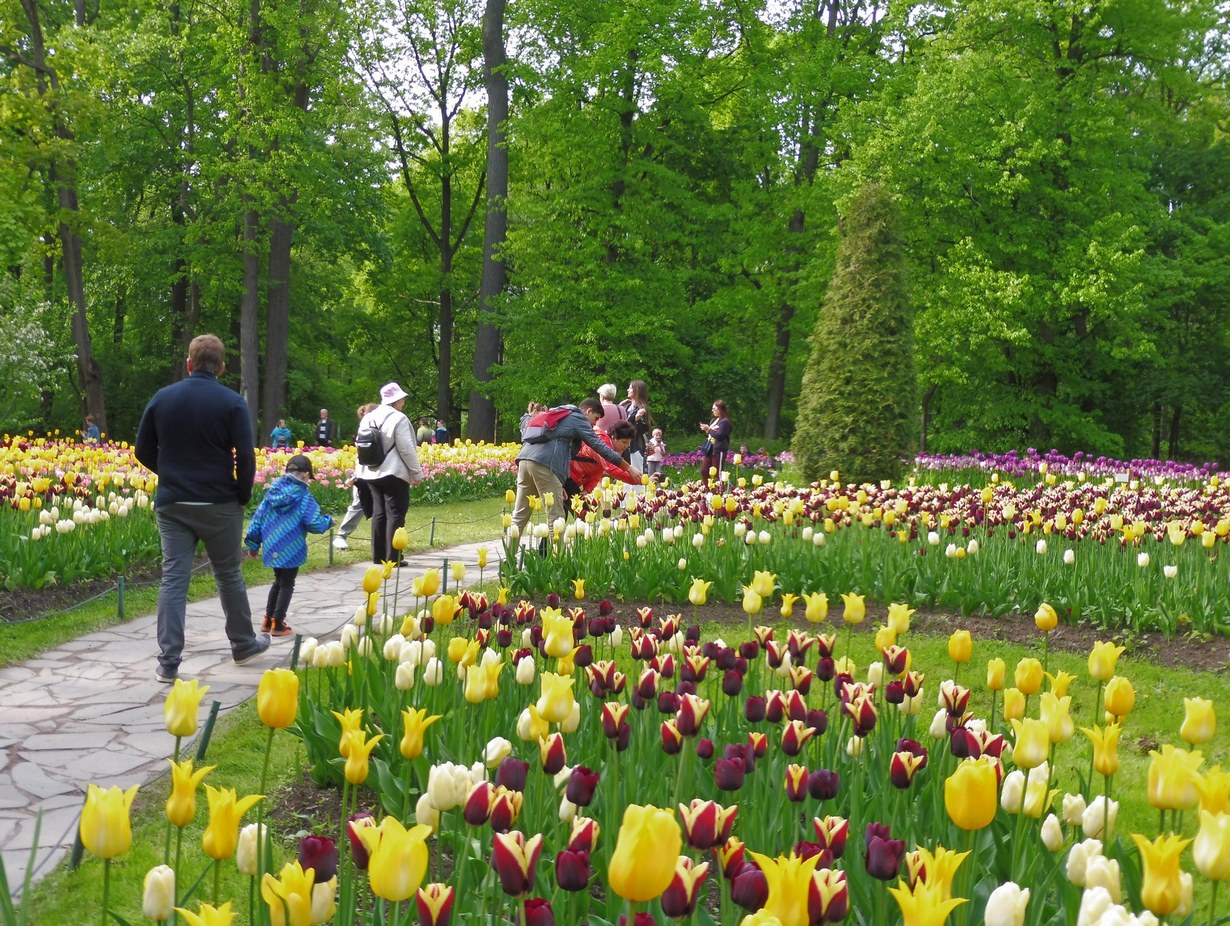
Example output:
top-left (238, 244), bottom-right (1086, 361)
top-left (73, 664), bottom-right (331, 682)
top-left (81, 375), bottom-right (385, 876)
top-left (520, 407), bottom-right (572, 444)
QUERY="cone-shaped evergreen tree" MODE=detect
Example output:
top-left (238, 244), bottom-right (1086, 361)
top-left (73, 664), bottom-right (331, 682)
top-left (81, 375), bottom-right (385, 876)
top-left (793, 183), bottom-right (915, 484)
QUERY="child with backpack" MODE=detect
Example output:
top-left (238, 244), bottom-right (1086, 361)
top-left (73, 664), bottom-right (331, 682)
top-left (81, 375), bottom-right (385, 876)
top-left (245, 454), bottom-right (334, 636)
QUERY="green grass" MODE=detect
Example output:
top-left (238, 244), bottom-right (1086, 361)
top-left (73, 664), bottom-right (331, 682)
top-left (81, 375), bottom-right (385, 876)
top-left (0, 496), bottom-right (504, 668)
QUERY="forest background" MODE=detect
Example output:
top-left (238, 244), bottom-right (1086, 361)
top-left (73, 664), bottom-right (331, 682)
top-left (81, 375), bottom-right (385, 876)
top-left (3, 0), bottom-right (1229, 462)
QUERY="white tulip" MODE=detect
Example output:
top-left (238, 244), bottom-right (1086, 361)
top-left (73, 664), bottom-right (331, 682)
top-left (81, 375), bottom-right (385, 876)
top-left (1041, 814), bottom-right (1064, 852)
top-left (1082, 796), bottom-right (1118, 841)
top-left (984, 882), bottom-right (1029, 926)
top-left (395, 662), bottom-right (416, 691)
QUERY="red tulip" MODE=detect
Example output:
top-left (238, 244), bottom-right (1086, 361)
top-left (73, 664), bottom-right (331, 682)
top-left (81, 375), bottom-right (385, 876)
top-left (491, 831), bottom-right (543, 897)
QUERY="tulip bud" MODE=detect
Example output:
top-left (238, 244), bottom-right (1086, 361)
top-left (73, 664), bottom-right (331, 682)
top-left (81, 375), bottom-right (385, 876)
top-left (984, 882), bottom-right (1029, 926)
top-left (1041, 814), bottom-right (1064, 852)
top-left (1082, 796), bottom-right (1118, 840)
top-left (236, 822), bottom-right (265, 876)
top-left (142, 865), bottom-right (176, 922)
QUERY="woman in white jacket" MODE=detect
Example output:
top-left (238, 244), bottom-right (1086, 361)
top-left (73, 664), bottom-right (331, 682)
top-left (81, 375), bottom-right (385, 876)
top-left (355, 382), bottom-right (424, 564)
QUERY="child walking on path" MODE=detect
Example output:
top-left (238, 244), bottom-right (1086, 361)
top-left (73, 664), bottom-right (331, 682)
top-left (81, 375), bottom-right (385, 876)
top-left (245, 454), bottom-right (334, 636)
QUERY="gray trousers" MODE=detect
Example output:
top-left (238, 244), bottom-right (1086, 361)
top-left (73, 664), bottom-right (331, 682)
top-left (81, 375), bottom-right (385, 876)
top-left (337, 486), bottom-right (364, 538)
top-left (155, 502), bottom-right (258, 673)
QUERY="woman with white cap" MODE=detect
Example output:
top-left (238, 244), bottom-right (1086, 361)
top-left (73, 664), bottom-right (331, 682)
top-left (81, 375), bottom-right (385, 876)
top-left (354, 382), bottom-right (424, 565)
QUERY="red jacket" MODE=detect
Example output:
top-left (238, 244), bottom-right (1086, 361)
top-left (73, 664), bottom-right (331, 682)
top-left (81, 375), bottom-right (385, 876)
top-left (570, 433), bottom-right (640, 494)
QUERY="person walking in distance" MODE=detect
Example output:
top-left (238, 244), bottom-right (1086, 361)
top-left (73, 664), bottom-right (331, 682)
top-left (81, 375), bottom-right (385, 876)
top-left (354, 383), bottom-right (424, 564)
top-left (135, 333), bottom-right (271, 682)
top-left (333, 402), bottom-right (377, 550)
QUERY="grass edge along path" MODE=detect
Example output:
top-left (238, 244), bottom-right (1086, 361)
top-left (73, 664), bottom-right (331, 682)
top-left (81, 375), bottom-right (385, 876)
top-left (0, 496), bottom-right (504, 668)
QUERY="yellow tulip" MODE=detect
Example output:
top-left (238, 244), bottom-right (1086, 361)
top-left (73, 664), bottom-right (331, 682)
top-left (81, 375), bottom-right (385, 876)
top-left (392, 527), bottom-right (409, 551)
top-left (886, 602), bottom-right (914, 634)
top-left (164, 678), bottom-right (211, 738)
top-left (1045, 670), bottom-right (1076, 698)
top-left (81, 783), bottom-right (139, 859)
top-left (342, 729), bottom-right (385, 785)
top-left (945, 759), bottom-right (998, 830)
top-left (1003, 689), bottom-right (1026, 722)
top-left (1034, 603), bottom-right (1057, 633)
top-left (381, 561), bottom-right (394, 580)
top-left (175, 902), bottom-right (237, 926)
top-left (414, 569), bottom-right (441, 598)
top-left (536, 672), bottom-right (576, 724)
top-left (986, 658), bottom-right (1006, 691)
top-left (1081, 724), bottom-right (1121, 777)
top-left (505, 489), bottom-right (516, 505)
top-left (1147, 744), bottom-right (1202, 811)
top-left (1039, 693), bottom-right (1074, 745)
top-left (357, 816), bottom-right (433, 902)
top-left (608, 804), bottom-right (683, 902)
top-left (261, 861), bottom-right (315, 926)
top-left (1193, 810), bottom-right (1230, 880)
top-left (1009, 718), bottom-right (1050, 770)
top-left (888, 877), bottom-right (966, 926)
top-left (400, 707), bottom-right (442, 761)
top-left (572, 578), bottom-right (586, 600)
top-left (476, 547), bottom-right (489, 568)
top-left (1087, 641), bottom-right (1124, 682)
top-left (202, 786), bottom-right (263, 860)
top-left (464, 664), bottom-right (489, 704)
top-left (1013, 658), bottom-right (1043, 696)
top-left (1130, 832), bottom-right (1192, 916)
top-left (746, 851), bottom-right (823, 926)
top-left (947, 630), bottom-right (972, 664)
top-left (1195, 766), bottom-right (1230, 814)
top-left (1180, 697), bottom-right (1216, 745)
top-left (910, 846), bottom-right (969, 902)
top-left (166, 759), bottom-right (216, 828)
top-left (362, 565), bottom-right (383, 595)
top-left (750, 570), bottom-right (776, 598)
top-left (541, 608), bottom-right (574, 658)
top-left (1104, 676), bottom-right (1136, 719)
top-left (875, 626), bottom-right (898, 655)
top-left (841, 592), bottom-right (865, 625)
top-left (803, 591), bottom-right (829, 624)
top-left (432, 594), bottom-right (459, 626)
top-left (332, 707), bottom-right (364, 756)
top-left (257, 668), bottom-right (300, 729)
top-left (779, 593), bottom-right (798, 619)
top-left (497, 587), bottom-right (510, 606)
top-left (741, 587), bottom-right (763, 616)
top-left (689, 578), bottom-right (712, 607)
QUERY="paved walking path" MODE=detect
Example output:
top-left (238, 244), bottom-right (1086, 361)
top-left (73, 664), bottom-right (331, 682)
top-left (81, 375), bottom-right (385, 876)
top-left (0, 539), bottom-right (501, 895)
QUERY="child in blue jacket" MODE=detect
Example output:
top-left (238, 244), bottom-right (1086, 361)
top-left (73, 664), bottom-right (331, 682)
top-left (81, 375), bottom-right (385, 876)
top-left (245, 454), bottom-right (333, 636)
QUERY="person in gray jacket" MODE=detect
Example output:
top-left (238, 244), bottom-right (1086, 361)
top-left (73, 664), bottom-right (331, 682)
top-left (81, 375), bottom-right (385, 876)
top-left (354, 382), bottom-right (424, 564)
top-left (511, 397), bottom-right (641, 538)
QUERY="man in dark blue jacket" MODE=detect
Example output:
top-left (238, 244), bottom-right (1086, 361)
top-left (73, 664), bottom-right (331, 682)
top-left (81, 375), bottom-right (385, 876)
top-left (135, 334), bottom-right (271, 682)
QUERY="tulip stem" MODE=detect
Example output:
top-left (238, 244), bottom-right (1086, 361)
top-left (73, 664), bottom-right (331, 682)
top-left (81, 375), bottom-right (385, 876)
top-left (1207, 880), bottom-right (1218, 926)
top-left (100, 859), bottom-right (110, 926)
top-left (212, 859), bottom-right (220, 904)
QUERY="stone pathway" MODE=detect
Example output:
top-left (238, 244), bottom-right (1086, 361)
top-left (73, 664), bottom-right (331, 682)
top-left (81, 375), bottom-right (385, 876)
top-left (0, 539), bottom-right (501, 895)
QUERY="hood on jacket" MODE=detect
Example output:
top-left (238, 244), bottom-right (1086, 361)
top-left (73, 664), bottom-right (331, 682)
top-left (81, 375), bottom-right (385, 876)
top-left (264, 474), bottom-right (308, 513)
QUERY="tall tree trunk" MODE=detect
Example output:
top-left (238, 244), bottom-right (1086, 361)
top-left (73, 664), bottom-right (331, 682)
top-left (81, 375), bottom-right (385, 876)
top-left (262, 204), bottom-right (294, 436)
top-left (238, 0), bottom-right (264, 433)
top-left (437, 111), bottom-right (454, 429)
top-left (18, 0), bottom-right (107, 431)
top-left (468, 0), bottom-right (508, 441)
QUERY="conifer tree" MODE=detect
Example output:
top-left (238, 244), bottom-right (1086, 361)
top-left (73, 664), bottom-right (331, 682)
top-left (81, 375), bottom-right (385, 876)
top-left (793, 183), bottom-right (915, 484)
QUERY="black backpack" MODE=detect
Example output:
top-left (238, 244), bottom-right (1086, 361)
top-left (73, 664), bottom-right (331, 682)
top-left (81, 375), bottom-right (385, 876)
top-left (355, 413), bottom-right (389, 466)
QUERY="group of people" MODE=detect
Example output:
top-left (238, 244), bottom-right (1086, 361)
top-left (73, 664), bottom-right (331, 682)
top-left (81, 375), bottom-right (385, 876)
top-left (267, 408), bottom-right (338, 448)
top-left (510, 379), bottom-right (733, 543)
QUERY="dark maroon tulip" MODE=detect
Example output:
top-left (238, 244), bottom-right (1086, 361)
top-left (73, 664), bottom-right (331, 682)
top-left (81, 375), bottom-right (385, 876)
top-left (949, 727), bottom-right (977, 759)
top-left (764, 693), bottom-right (785, 724)
top-left (714, 756), bottom-right (746, 792)
top-left (807, 708), bottom-right (828, 735)
top-left (555, 849), bottom-right (591, 892)
top-left (716, 647), bottom-right (737, 670)
top-left (545, 593), bottom-right (560, 607)
top-left (598, 599), bottom-right (613, 616)
top-left (816, 657), bottom-right (835, 682)
top-left (421, 616), bottom-right (436, 634)
top-left (565, 766), bottom-right (599, 806)
top-left (588, 618), bottom-right (606, 638)
top-left (885, 679), bottom-right (905, 704)
top-left (496, 628), bottom-right (514, 648)
top-left (496, 757), bottom-right (529, 792)
top-left (808, 768), bottom-right (840, 801)
top-left (297, 834), bottom-right (338, 883)
top-left (524, 898), bottom-right (555, 926)
top-left (616, 723), bottom-right (631, 751)
top-left (744, 695), bottom-right (766, 723)
top-left (631, 692), bottom-right (647, 711)
top-left (572, 644), bottom-right (593, 668)
top-left (617, 914), bottom-right (655, 926)
top-left (685, 625), bottom-right (700, 643)
top-left (792, 842), bottom-right (832, 867)
top-left (695, 738), bottom-right (715, 760)
top-left (864, 829), bottom-right (906, 881)
top-left (730, 862), bottom-right (768, 910)
top-left (739, 641), bottom-right (759, 660)
top-left (722, 669), bottom-right (743, 697)
top-left (657, 690), bottom-right (680, 714)
top-left (676, 679), bottom-right (698, 698)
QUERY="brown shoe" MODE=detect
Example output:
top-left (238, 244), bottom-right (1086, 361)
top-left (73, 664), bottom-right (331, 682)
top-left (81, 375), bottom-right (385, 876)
top-left (270, 623), bottom-right (294, 637)
top-left (261, 615), bottom-right (273, 633)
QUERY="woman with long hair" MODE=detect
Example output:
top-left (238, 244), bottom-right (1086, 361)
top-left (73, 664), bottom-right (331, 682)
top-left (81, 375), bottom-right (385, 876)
top-left (699, 399), bottom-right (731, 485)
top-left (620, 379), bottom-right (652, 469)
